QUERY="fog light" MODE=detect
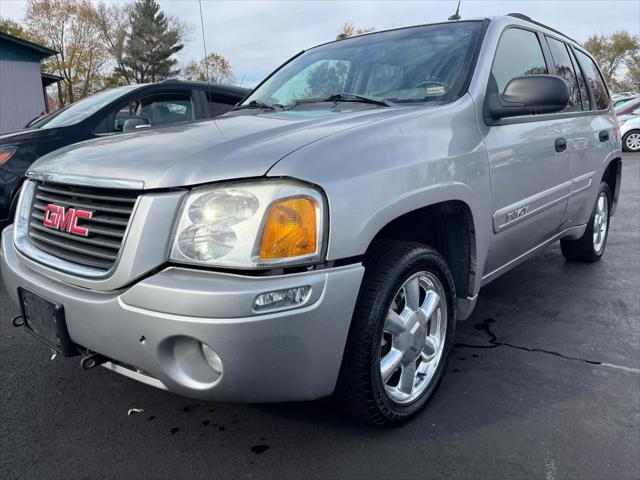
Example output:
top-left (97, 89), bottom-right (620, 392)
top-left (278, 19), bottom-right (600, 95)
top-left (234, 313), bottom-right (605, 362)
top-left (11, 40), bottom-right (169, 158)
top-left (253, 286), bottom-right (311, 311)
top-left (200, 343), bottom-right (223, 374)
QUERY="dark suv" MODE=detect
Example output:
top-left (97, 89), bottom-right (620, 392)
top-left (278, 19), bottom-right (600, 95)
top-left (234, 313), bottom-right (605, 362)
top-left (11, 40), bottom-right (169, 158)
top-left (0, 80), bottom-right (249, 229)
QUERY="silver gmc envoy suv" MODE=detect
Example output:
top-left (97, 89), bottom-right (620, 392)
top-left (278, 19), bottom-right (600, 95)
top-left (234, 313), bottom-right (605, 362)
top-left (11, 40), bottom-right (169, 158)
top-left (1, 14), bottom-right (622, 424)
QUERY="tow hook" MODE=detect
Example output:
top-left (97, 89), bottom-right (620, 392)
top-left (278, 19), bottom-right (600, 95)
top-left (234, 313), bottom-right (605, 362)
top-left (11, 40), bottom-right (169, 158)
top-left (80, 353), bottom-right (108, 370)
top-left (11, 315), bottom-right (24, 327)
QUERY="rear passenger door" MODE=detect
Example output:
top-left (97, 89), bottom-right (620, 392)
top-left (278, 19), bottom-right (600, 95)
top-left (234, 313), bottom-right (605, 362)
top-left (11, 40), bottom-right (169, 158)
top-left (563, 48), bottom-right (614, 227)
top-left (482, 27), bottom-right (572, 276)
top-left (543, 36), bottom-right (596, 230)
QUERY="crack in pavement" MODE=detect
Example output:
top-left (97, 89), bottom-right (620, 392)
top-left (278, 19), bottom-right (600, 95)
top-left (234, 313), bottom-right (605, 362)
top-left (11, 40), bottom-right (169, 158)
top-left (455, 318), bottom-right (640, 374)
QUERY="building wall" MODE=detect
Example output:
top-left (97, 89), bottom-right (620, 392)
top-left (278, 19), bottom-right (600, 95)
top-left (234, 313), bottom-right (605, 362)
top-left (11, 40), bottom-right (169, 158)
top-left (0, 44), bottom-right (46, 133)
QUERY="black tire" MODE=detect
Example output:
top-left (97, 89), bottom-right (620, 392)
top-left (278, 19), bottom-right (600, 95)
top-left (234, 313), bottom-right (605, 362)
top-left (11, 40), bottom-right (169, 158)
top-left (561, 182), bottom-right (611, 262)
top-left (335, 240), bottom-right (456, 425)
top-left (622, 130), bottom-right (640, 152)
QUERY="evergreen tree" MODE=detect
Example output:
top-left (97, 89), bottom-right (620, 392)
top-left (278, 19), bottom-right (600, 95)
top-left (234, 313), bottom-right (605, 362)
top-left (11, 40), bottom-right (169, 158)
top-left (121, 0), bottom-right (184, 83)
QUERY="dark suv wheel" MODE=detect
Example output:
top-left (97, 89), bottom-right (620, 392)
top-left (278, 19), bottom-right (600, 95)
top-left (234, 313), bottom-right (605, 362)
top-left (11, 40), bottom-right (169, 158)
top-left (335, 240), bottom-right (456, 425)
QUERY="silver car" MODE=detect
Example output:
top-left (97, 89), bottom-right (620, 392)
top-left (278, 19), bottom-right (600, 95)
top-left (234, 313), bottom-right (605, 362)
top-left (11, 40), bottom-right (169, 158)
top-left (1, 14), bottom-right (621, 425)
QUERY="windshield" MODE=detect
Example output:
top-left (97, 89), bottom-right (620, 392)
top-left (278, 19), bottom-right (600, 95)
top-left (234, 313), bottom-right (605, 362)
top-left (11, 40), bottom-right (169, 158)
top-left (30, 85), bottom-right (142, 129)
top-left (243, 21), bottom-right (483, 108)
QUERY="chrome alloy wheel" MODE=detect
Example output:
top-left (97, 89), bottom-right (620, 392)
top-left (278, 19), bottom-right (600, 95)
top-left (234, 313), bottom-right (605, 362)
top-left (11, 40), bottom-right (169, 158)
top-left (593, 192), bottom-right (609, 254)
top-left (626, 132), bottom-right (640, 151)
top-left (380, 272), bottom-right (447, 404)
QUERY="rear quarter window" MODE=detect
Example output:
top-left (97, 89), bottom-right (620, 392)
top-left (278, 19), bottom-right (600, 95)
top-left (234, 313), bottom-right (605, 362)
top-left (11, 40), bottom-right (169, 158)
top-left (574, 50), bottom-right (610, 110)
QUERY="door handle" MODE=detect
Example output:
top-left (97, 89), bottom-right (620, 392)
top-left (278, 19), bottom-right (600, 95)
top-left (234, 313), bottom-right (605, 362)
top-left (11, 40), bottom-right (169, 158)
top-left (555, 137), bottom-right (567, 153)
top-left (599, 130), bottom-right (609, 142)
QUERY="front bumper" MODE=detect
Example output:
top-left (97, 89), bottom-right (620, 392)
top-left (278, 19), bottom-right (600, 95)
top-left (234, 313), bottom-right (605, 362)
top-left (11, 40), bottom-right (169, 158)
top-left (1, 227), bottom-right (364, 402)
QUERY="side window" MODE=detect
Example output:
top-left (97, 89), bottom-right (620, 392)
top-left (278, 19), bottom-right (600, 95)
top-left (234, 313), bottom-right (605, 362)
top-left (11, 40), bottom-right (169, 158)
top-left (546, 37), bottom-right (584, 112)
top-left (114, 106), bottom-right (133, 132)
top-left (568, 48), bottom-right (590, 111)
top-left (574, 50), bottom-right (610, 110)
top-left (113, 92), bottom-right (195, 131)
top-left (206, 91), bottom-right (240, 117)
top-left (491, 28), bottom-right (548, 93)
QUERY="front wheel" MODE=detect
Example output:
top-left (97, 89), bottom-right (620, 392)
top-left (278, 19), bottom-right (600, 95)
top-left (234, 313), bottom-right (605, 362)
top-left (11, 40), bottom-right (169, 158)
top-left (335, 241), bottom-right (456, 425)
top-left (561, 182), bottom-right (611, 262)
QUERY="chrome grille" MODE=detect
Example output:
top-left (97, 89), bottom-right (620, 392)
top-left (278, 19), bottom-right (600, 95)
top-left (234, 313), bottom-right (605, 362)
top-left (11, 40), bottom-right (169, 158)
top-left (28, 182), bottom-right (139, 271)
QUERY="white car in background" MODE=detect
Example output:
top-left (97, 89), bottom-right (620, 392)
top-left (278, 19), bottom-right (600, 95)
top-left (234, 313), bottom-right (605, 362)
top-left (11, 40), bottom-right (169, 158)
top-left (612, 91), bottom-right (639, 102)
top-left (620, 116), bottom-right (640, 152)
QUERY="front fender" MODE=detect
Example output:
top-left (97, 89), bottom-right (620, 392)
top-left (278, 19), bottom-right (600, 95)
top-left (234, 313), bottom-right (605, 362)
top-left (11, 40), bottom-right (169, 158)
top-left (268, 96), bottom-right (492, 294)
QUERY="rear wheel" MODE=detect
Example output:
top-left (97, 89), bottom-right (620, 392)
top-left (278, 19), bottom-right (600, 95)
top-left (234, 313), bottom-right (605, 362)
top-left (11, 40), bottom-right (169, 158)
top-left (335, 241), bottom-right (456, 425)
top-left (561, 182), bottom-right (611, 262)
top-left (622, 130), bottom-right (640, 152)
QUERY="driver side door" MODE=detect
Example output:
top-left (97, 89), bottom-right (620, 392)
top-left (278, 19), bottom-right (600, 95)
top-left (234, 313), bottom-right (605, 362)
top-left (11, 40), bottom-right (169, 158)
top-left (482, 27), bottom-right (572, 278)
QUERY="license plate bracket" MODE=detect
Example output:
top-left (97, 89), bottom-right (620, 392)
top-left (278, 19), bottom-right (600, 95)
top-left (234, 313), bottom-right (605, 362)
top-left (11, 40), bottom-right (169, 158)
top-left (18, 288), bottom-right (79, 357)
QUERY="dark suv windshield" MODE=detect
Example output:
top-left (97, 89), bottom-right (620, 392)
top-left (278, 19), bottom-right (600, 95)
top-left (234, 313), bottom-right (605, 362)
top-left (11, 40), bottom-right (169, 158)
top-left (242, 21), bottom-right (483, 108)
top-left (29, 85), bottom-right (141, 129)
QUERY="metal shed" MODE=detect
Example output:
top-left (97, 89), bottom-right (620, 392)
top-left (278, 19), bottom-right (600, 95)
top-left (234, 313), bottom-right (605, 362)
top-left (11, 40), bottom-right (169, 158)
top-left (0, 32), bottom-right (57, 133)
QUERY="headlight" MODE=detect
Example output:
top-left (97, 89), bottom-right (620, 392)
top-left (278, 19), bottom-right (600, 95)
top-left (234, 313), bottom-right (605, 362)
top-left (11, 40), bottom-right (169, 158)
top-left (170, 180), bottom-right (326, 269)
top-left (0, 146), bottom-right (17, 166)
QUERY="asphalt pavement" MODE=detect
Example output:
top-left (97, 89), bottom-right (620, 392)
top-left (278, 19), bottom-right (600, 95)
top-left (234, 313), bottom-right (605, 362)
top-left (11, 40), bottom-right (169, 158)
top-left (1, 154), bottom-right (638, 480)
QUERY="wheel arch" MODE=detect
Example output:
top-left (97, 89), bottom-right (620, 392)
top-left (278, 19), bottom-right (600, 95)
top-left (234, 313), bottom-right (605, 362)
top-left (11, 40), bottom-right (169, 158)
top-left (602, 157), bottom-right (622, 216)
top-left (362, 199), bottom-right (477, 301)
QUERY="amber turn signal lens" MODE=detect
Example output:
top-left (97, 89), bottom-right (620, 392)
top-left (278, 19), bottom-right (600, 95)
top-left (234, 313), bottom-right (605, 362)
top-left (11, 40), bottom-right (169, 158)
top-left (259, 196), bottom-right (318, 260)
top-left (0, 147), bottom-right (16, 166)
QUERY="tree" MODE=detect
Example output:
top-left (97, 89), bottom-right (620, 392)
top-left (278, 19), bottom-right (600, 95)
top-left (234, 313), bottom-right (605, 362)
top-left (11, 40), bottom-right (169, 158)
top-left (623, 53), bottom-right (640, 91)
top-left (182, 53), bottom-right (234, 84)
top-left (0, 17), bottom-right (30, 39)
top-left (25, 0), bottom-right (108, 106)
top-left (584, 31), bottom-right (639, 91)
top-left (338, 22), bottom-right (375, 39)
top-left (306, 61), bottom-right (349, 98)
top-left (121, 0), bottom-right (185, 83)
top-left (94, 2), bottom-right (133, 85)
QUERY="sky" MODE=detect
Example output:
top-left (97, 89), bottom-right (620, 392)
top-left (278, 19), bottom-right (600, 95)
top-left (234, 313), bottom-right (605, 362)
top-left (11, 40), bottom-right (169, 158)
top-left (1, 0), bottom-right (639, 87)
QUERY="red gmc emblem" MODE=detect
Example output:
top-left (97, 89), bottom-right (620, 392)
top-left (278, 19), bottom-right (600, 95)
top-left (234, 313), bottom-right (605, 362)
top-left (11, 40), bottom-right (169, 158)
top-left (43, 204), bottom-right (93, 236)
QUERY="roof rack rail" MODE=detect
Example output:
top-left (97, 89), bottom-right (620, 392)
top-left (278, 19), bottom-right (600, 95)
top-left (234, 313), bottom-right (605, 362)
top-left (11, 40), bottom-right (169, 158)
top-left (507, 13), bottom-right (580, 45)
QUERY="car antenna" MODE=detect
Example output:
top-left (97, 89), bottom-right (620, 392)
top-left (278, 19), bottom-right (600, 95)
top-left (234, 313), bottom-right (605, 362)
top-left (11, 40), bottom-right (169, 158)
top-left (448, 1), bottom-right (462, 21)
top-left (198, 0), bottom-right (211, 84)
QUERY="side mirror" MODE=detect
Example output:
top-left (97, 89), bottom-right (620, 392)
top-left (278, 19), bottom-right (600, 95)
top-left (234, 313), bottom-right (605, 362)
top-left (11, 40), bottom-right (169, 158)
top-left (122, 116), bottom-right (151, 133)
top-left (487, 75), bottom-right (570, 119)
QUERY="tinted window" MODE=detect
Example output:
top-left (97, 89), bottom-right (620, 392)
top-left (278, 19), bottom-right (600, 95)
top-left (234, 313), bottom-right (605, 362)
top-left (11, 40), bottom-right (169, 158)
top-left (243, 22), bottom-right (484, 106)
top-left (546, 37), bottom-right (584, 112)
top-left (206, 91), bottom-right (241, 117)
top-left (491, 28), bottom-right (548, 93)
top-left (569, 48), bottom-right (590, 111)
top-left (575, 50), bottom-right (609, 110)
top-left (114, 92), bottom-right (194, 131)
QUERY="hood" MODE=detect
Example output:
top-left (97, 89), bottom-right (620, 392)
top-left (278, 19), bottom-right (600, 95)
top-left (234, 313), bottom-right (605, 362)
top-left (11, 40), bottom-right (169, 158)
top-left (0, 127), bottom-right (63, 146)
top-left (29, 107), bottom-right (413, 190)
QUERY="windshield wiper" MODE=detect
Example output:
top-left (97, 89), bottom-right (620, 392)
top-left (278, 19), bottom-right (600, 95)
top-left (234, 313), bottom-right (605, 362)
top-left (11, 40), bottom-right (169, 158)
top-left (325, 93), bottom-right (393, 107)
top-left (233, 100), bottom-right (281, 111)
top-left (285, 93), bottom-right (393, 109)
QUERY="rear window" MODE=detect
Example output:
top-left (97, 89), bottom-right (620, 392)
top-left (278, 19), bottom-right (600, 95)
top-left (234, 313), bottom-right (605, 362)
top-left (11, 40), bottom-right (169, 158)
top-left (546, 37), bottom-right (585, 112)
top-left (574, 50), bottom-right (610, 110)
